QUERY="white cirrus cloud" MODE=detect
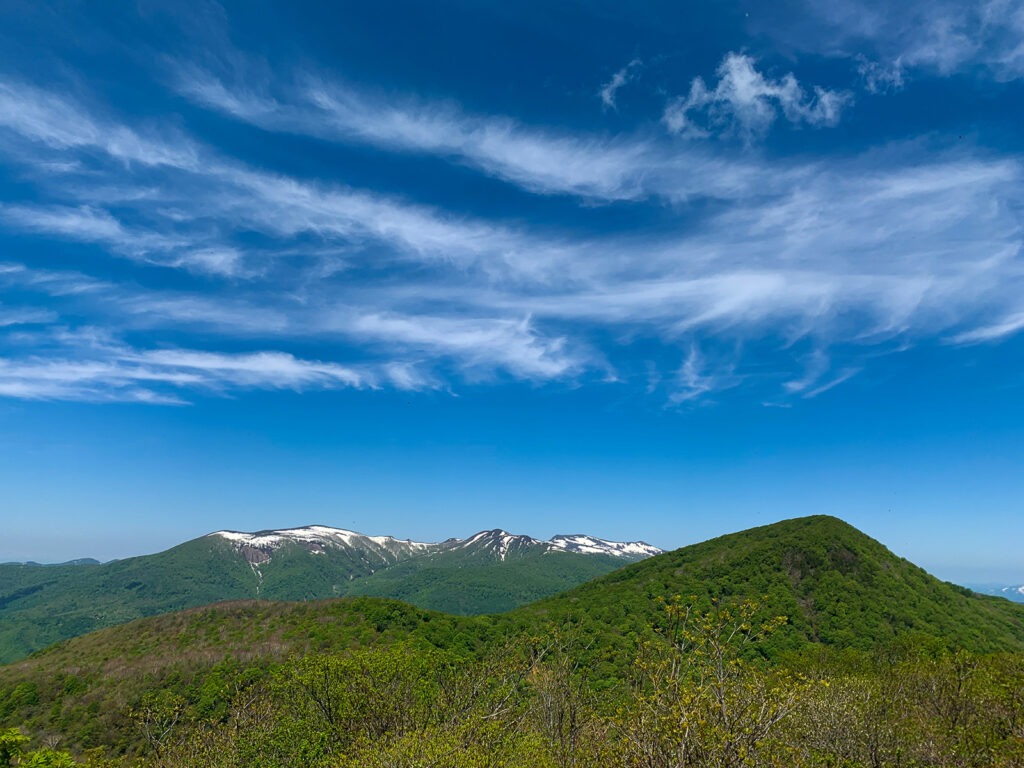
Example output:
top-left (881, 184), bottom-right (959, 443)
top-left (599, 58), bottom-right (643, 110)
top-left (168, 62), bottom-right (780, 203)
top-left (0, 75), bottom-right (1022, 405)
top-left (0, 80), bottom-right (200, 169)
top-left (0, 306), bottom-right (57, 327)
top-left (950, 311), bottom-right (1024, 344)
top-left (0, 340), bottom-right (433, 404)
top-left (669, 346), bottom-right (732, 404)
top-left (856, 55), bottom-right (906, 93)
top-left (759, 0), bottom-right (1024, 82)
top-left (0, 203), bottom-right (249, 277)
top-left (341, 311), bottom-right (589, 381)
top-left (663, 52), bottom-right (852, 140)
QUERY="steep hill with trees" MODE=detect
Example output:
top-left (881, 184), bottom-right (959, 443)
top-left (517, 515), bottom-right (1024, 656)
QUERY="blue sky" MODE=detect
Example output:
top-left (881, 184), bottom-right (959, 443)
top-left (0, 0), bottom-right (1022, 583)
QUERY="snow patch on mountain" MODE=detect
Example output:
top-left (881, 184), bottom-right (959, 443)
top-left (457, 529), bottom-right (546, 561)
top-left (210, 526), bottom-right (436, 569)
top-left (549, 534), bottom-right (663, 558)
top-left (214, 525), bottom-right (434, 551)
top-left (210, 525), bottom-right (662, 565)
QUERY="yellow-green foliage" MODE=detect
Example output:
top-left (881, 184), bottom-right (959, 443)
top-left (4, 517), bottom-right (1024, 766)
top-left (7, 599), bottom-right (1024, 767)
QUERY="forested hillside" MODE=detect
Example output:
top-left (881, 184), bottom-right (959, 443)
top-left (2, 516), bottom-right (1023, 767)
top-left (519, 515), bottom-right (1024, 655)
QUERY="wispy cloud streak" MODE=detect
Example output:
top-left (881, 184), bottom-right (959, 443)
top-left (950, 311), bottom-right (1024, 344)
top-left (1, 72), bottom-right (1022, 404)
top-left (170, 63), bottom-right (780, 203)
top-left (600, 58), bottom-right (642, 110)
top-left (767, 0), bottom-right (1024, 82)
top-left (0, 339), bottom-right (432, 403)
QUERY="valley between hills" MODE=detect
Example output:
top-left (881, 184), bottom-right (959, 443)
top-left (2, 515), bottom-right (1024, 767)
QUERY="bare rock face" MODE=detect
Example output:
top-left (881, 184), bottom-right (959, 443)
top-left (237, 544), bottom-right (272, 566)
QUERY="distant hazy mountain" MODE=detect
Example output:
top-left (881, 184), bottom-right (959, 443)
top-left (966, 584), bottom-right (1024, 603)
top-left (1004, 585), bottom-right (1024, 602)
top-left (0, 525), bottom-right (661, 664)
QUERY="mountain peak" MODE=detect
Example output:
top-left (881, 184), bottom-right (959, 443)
top-left (458, 530), bottom-right (545, 560)
top-left (524, 514), bottom-right (1024, 654)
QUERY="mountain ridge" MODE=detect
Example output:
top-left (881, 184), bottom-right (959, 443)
top-left (208, 524), bottom-right (662, 564)
top-left (0, 524), bottom-right (661, 664)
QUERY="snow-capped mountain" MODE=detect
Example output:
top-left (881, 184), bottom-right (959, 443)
top-left (452, 529), bottom-right (545, 560)
top-left (211, 525), bottom-right (663, 564)
top-left (549, 534), bottom-right (663, 559)
top-left (212, 525), bottom-right (433, 566)
top-left (0, 525), bottom-right (664, 663)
